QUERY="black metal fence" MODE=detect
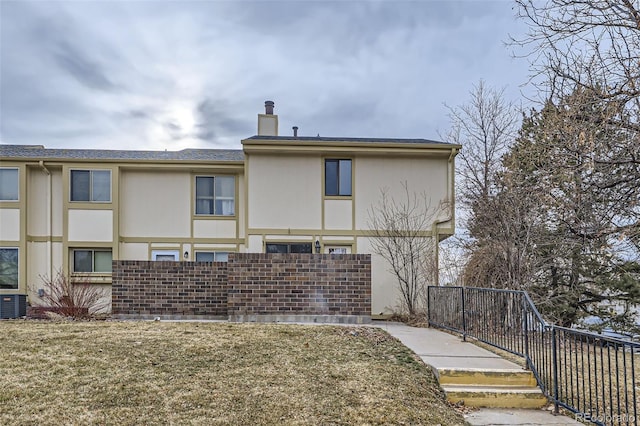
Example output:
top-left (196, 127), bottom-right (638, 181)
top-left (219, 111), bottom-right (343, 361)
top-left (427, 286), bottom-right (639, 426)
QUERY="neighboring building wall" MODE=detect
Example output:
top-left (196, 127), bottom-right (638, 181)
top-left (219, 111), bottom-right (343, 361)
top-left (111, 254), bottom-right (371, 321)
top-left (112, 260), bottom-right (228, 317)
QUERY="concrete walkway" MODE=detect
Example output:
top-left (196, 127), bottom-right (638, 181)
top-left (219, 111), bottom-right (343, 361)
top-left (374, 321), bottom-right (582, 426)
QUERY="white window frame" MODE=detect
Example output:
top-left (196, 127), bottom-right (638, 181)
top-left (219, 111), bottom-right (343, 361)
top-left (71, 249), bottom-right (113, 274)
top-left (151, 250), bottom-right (180, 261)
top-left (0, 167), bottom-right (19, 201)
top-left (0, 247), bottom-right (19, 289)
top-left (70, 169), bottom-right (112, 203)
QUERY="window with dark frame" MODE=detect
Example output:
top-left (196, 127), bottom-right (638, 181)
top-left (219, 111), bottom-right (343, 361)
top-left (325, 159), bottom-right (352, 196)
top-left (0, 168), bottom-right (19, 201)
top-left (72, 250), bottom-right (112, 273)
top-left (265, 243), bottom-right (313, 254)
top-left (70, 170), bottom-right (111, 202)
top-left (0, 248), bottom-right (18, 289)
top-left (195, 251), bottom-right (229, 262)
top-left (195, 176), bottom-right (235, 216)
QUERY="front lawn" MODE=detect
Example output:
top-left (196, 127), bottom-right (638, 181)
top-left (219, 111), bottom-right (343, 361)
top-left (0, 321), bottom-right (466, 425)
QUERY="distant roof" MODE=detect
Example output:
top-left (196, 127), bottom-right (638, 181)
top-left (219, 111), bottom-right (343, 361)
top-left (244, 135), bottom-right (453, 145)
top-left (0, 145), bottom-right (244, 162)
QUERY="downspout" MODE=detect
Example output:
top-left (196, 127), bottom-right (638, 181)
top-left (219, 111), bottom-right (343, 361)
top-left (39, 161), bottom-right (52, 281)
top-left (431, 147), bottom-right (458, 287)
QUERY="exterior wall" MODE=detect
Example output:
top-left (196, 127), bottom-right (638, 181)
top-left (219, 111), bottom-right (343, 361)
top-left (111, 254), bottom-right (371, 320)
top-left (4, 137), bottom-right (456, 318)
top-left (112, 260), bottom-right (228, 317)
top-left (247, 154), bottom-right (322, 230)
top-left (227, 253), bottom-right (371, 319)
top-left (244, 150), bottom-right (454, 316)
top-left (119, 170), bottom-right (191, 238)
top-left (354, 156), bottom-right (450, 229)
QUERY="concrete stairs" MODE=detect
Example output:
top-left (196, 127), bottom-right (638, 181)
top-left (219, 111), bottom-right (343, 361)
top-left (436, 367), bottom-right (548, 409)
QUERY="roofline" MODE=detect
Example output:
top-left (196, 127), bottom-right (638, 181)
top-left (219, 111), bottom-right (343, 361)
top-left (242, 138), bottom-right (461, 155)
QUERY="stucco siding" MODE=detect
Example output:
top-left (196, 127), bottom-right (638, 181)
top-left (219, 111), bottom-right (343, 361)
top-left (248, 155), bottom-right (321, 229)
top-left (354, 157), bottom-right (449, 230)
top-left (0, 209), bottom-right (20, 241)
top-left (120, 170), bottom-right (190, 238)
top-left (68, 210), bottom-right (113, 242)
top-left (324, 199), bottom-right (353, 230)
top-left (193, 219), bottom-right (236, 239)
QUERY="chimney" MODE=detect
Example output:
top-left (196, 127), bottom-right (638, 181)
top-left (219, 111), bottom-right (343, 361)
top-left (257, 100), bottom-right (278, 136)
top-left (293, 126), bottom-right (298, 137)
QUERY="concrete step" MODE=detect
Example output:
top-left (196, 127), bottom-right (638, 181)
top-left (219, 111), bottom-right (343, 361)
top-left (442, 384), bottom-right (548, 409)
top-left (437, 367), bottom-right (537, 387)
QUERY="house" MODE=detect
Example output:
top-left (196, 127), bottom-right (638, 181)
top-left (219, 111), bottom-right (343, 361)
top-left (0, 101), bottom-right (459, 318)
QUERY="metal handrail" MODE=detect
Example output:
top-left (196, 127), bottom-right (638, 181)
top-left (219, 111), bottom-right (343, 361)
top-left (427, 286), bottom-right (639, 426)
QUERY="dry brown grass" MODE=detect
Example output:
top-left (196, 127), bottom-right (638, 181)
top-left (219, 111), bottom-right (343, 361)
top-left (0, 321), bottom-right (467, 425)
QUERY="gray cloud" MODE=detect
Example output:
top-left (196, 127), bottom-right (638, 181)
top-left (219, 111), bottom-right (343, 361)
top-left (0, 1), bottom-right (533, 149)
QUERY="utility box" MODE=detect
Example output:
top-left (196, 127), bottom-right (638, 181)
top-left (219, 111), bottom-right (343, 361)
top-left (0, 295), bottom-right (27, 319)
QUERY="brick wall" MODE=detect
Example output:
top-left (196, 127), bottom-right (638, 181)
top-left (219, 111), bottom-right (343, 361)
top-left (111, 254), bottom-right (371, 321)
top-left (112, 260), bottom-right (228, 317)
top-left (227, 253), bottom-right (371, 318)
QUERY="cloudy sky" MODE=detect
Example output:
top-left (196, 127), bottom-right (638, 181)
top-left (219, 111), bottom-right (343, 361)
top-left (1, 1), bottom-right (533, 151)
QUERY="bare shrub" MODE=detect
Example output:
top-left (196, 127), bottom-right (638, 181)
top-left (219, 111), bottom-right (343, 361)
top-left (32, 271), bottom-right (109, 319)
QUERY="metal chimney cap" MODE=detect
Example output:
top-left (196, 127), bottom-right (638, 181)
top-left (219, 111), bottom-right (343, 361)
top-left (264, 100), bottom-right (275, 115)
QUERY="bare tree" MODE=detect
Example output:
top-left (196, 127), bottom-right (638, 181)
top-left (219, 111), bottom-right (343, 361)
top-left (367, 183), bottom-right (445, 316)
top-left (513, 0), bottom-right (640, 129)
top-left (444, 80), bottom-right (520, 207)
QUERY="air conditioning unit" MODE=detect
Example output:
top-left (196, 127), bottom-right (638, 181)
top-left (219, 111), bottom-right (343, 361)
top-left (0, 295), bottom-right (27, 319)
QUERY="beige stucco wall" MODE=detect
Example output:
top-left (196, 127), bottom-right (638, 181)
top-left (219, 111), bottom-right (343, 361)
top-left (68, 210), bottom-right (113, 242)
top-left (354, 157), bottom-right (450, 230)
top-left (324, 199), bottom-right (352, 230)
top-left (120, 170), bottom-right (190, 238)
top-left (0, 209), bottom-right (20, 241)
top-left (119, 242), bottom-right (149, 260)
top-left (247, 155), bottom-right (321, 229)
top-left (26, 169), bottom-right (48, 236)
top-left (193, 219), bottom-right (236, 239)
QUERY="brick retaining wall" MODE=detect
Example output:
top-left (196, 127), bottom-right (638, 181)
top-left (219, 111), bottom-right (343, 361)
top-left (227, 253), bottom-right (371, 320)
top-left (111, 254), bottom-right (371, 322)
top-left (112, 260), bottom-right (228, 317)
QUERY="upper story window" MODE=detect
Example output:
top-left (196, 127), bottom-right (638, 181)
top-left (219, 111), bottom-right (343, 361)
top-left (72, 249), bottom-right (112, 273)
top-left (70, 170), bottom-right (111, 202)
top-left (0, 168), bottom-right (19, 201)
top-left (325, 159), bottom-right (352, 196)
top-left (195, 176), bottom-right (235, 216)
top-left (0, 248), bottom-right (19, 289)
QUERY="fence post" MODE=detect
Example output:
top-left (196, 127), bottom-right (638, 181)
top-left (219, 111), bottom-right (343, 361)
top-left (461, 286), bottom-right (467, 342)
top-left (551, 326), bottom-right (559, 414)
top-left (427, 286), bottom-right (431, 326)
top-left (523, 295), bottom-right (530, 371)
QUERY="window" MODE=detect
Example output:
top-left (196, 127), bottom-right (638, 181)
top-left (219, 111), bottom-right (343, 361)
top-left (0, 248), bottom-right (18, 289)
top-left (0, 168), bottom-right (19, 201)
top-left (266, 243), bottom-right (312, 254)
top-left (327, 247), bottom-right (350, 254)
top-left (325, 159), bottom-right (352, 196)
top-left (195, 251), bottom-right (229, 262)
top-left (73, 249), bottom-right (112, 273)
top-left (70, 170), bottom-right (111, 202)
top-left (151, 250), bottom-right (180, 261)
top-left (195, 176), bottom-right (235, 215)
